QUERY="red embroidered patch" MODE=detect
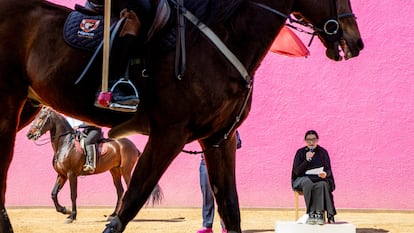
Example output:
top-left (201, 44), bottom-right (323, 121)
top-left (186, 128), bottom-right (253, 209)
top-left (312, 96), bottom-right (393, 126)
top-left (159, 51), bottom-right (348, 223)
top-left (80, 19), bottom-right (100, 33)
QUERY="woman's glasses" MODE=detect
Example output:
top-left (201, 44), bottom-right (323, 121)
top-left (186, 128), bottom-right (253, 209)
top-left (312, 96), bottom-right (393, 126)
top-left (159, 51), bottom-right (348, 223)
top-left (305, 137), bottom-right (318, 143)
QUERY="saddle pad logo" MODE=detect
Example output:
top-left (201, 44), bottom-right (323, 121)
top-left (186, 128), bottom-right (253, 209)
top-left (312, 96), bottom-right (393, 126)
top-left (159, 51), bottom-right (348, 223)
top-left (79, 19), bottom-right (100, 38)
top-left (64, 11), bottom-right (108, 51)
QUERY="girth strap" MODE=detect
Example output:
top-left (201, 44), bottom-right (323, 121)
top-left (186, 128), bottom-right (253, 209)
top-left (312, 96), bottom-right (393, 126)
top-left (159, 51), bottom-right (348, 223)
top-left (175, 0), bottom-right (186, 80)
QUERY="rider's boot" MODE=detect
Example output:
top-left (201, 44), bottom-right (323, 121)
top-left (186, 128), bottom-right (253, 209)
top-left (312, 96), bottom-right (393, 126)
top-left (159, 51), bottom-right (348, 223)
top-left (84, 144), bottom-right (96, 174)
top-left (83, 0), bottom-right (104, 14)
top-left (109, 9), bottom-right (141, 108)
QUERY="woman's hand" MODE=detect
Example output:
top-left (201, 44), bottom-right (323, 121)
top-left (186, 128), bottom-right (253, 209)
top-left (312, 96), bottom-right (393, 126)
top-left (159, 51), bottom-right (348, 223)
top-left (306, 151), bottom-right (314, 161)
top-left (319, 171), bottom-right (327, 179)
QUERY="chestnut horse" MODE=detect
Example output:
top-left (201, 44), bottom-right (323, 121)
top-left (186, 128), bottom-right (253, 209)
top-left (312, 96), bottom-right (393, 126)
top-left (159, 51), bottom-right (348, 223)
top-left (0, 0), bottom-right (363, 232)
top-left (26, 106), bottom-right (163, 223)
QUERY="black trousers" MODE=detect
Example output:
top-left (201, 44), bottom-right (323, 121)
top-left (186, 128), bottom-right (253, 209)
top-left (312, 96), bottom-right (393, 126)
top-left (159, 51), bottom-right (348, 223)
top-left (83, 127), bottom-right (102, 146)
top-left (296, 176), bottom-right (336, 216)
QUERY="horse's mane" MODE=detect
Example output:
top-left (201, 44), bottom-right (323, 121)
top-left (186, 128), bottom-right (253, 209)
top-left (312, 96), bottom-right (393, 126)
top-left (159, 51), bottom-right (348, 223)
top-left (52, 111), bottom-right (76, 132)
top-left (184, 0), bottom-right (246, 25)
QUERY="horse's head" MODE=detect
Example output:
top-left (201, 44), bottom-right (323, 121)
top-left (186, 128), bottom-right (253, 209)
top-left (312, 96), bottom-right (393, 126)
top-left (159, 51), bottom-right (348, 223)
top-left (292, 0), bottom-right (364, 61)
top-left (26, 106), bottom-right (52, 141)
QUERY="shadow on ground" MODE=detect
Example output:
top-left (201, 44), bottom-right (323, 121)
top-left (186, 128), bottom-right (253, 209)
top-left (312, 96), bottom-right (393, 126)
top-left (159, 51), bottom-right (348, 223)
top-left (357, 228), bottom-right (388, 233)
top-left (242, 227), bottom-right (390, 233)
top-left (132, 217), bottom-right (186, 223)
top-left (243, 229), bottom-right (274, 233)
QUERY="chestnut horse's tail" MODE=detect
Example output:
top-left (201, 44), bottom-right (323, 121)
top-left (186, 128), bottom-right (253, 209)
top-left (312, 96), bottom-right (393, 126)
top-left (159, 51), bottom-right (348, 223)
top-left (146, 183), bottom-right (164, 206)
top-left (130, 144), bottom-right (163, 206)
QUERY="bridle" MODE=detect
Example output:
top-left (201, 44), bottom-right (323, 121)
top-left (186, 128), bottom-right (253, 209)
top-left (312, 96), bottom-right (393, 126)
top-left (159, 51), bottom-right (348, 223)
top-left (175, 0), bottom-right (356, 153)
top-left (251, 0), bottom-right (356, 46)
top-left (29, 107), bottom-right (52, 140)
top-left (29, 107), bottom-right (73, 143)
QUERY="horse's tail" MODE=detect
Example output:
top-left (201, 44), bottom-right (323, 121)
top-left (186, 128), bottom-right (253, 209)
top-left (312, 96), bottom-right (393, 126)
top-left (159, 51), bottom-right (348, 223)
top-left (145, 183), bottom-right (164, 207)
top-left (133, 146), bottom-right (161, 206)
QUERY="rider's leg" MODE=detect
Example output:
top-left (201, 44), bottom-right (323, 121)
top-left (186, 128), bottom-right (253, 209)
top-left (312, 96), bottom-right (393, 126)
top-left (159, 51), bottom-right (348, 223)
top-left (83, 127), bottom-right (101, 173)
top-left (109, 9), bottom-right (141, 106)
top-left (84, 144), bottom-right (96, 173)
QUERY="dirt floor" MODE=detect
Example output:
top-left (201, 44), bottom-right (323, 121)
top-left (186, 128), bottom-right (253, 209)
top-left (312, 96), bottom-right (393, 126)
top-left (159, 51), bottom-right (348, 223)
top-left (6, 207), bottom-right (414, 233)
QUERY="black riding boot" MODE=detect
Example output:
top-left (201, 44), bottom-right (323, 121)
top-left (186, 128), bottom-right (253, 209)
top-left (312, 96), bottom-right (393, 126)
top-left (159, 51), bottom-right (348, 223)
top-left (95, 9), bottom-right (140, 111)
top-left (84, 0), bottom-right (104, 13)
top-left (84, 144), bottom-right (96, 174)
top-left (110, 33), bottom-right (140, 107)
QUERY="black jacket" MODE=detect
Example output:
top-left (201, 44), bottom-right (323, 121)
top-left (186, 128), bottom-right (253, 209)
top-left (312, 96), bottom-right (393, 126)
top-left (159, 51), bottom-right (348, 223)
top-left (291, 145), bottom-right (336, 192)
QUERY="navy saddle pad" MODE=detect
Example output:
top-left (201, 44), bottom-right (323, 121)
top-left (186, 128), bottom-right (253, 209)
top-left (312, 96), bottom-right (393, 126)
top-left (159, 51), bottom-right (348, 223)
top-left (63, 11), bottom-right (105, 51)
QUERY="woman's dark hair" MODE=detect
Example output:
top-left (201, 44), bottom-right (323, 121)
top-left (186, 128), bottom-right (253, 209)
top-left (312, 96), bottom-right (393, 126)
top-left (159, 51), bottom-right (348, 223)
top-left (304, 130), bottom-right (319, 139)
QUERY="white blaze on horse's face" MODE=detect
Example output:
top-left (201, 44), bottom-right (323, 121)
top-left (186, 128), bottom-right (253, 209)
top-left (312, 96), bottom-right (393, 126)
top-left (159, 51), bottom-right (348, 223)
top-left (27, 107), bottom-right (51, 140)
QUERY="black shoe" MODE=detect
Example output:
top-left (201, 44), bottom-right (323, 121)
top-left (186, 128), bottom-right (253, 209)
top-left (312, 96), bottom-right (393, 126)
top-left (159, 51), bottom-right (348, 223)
top-left (111, 79), bottom-right (139, 106)
top-left (327, 214), bottom-right (335, 224)
top-left (111, 93), bottom-right (139, 106)
top-left (315, 211), bottom-right (325, 225)
top-left (306, 211), bottom-right (317, 225)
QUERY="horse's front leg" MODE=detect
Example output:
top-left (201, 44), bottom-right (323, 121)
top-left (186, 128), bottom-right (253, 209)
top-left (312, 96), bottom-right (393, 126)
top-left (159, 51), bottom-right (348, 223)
top-left (0, 144), bottom-right (14, 233)
top-left (51, 175), bottom-right (69, 215)
top-left (109, 168), bottom-right (124, 220)
top-left (0, 93), bottom-right (28, 232)
top-left (66, 172), bottom-right (78, 223)
top-left (202, 133), bottom-right (241, 233)
top-left (103, 130), bottom-right (187, 233)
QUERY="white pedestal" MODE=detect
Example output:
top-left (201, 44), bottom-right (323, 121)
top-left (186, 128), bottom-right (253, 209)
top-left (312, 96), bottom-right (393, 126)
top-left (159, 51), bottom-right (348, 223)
top-left (275, 221), bottom-right (356, 233)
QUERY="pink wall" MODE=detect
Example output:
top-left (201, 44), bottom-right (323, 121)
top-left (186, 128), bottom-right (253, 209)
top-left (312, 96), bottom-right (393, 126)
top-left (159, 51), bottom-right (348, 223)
top-left (6, 1), bottom-right (414, 210)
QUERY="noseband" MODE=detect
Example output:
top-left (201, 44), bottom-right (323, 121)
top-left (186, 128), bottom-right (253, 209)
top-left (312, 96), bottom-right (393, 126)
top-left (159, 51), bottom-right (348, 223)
top-left (251, 0), bottom-right (356, 45)
top-left (29, 107), bottom-right (51, 139)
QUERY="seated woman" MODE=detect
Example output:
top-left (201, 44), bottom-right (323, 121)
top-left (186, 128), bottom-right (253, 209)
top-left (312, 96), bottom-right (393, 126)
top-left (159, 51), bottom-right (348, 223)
top-left (291, 130), bottom-right (336, 225)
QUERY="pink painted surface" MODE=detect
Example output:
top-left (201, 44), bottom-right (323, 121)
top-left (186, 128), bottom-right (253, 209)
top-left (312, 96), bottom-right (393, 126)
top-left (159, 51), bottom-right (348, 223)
top-left (6, 1), bottom-right (414, 210)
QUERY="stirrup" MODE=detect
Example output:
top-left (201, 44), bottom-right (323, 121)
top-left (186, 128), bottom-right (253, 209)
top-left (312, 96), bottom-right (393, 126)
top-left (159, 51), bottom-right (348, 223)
top-left (109, 78), bottom-right (139, 112)
top-left (95, 78), bottom-right (139, 112)
top-left (109, 102), bottom-right (138, 112)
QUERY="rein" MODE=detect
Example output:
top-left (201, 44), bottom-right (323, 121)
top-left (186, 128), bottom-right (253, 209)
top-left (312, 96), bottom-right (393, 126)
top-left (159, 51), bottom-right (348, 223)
top-left (33, 137), bottom-right (51, 146)
top-left (169, 0), bottom-right (253, 154)
top-left (173, 0), bottom-right (355, 154)
top-left (251, 1), bottom-right (356, 46)
top-left (29, 107), bottom-right (75, 146)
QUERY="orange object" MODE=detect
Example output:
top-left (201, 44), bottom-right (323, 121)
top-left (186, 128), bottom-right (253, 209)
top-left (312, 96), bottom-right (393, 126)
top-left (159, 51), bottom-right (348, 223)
top-left (270, 26), bottom-right (310, 58)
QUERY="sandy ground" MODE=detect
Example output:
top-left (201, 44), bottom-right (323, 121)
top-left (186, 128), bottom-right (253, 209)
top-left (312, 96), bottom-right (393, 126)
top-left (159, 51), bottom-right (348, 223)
top-left (7, 207), bottom-right (414, 233)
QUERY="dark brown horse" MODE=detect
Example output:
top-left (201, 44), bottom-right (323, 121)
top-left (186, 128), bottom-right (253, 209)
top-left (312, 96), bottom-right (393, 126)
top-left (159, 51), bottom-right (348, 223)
top-left (26, 106), bottom-right (162, 223)
top-left (0, 0), bottom-right (363, 232)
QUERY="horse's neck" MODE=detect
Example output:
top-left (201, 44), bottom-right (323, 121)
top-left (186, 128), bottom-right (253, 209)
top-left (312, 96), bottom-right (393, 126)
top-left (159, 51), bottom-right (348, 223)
top-left (209, 0), bottom-right (293, 69)
top-left (49, 115), bottom-right (75, 152)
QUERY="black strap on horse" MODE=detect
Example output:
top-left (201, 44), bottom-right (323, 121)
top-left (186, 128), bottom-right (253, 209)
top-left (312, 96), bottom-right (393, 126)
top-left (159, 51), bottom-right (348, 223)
top-left (74, 18), bottom-right (125, 85)
top-left (175, 0), bottom-right (186, 80)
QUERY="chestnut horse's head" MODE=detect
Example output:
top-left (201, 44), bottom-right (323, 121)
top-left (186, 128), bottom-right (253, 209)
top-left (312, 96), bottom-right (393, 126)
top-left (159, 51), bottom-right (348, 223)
top-left (26, 106), bottom-right (52, 141)
top-left (292, 0), bottom-right (364, 61)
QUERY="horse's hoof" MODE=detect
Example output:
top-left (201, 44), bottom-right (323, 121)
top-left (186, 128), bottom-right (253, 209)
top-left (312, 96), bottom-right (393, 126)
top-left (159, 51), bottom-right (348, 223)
top-left (103, 216), bottom-right (124, 233)
top-left (106, 215), bottom-right (115, 222)
top-left (64, 218), bottom-right (74, 224)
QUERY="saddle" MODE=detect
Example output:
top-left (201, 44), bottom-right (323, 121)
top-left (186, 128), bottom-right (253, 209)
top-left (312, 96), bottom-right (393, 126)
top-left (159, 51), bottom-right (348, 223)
top-left (64, 0), bottom-right (171, 57)
top-left (74, 130), bottom-right (109, 156)
top-left (64, 0), bottom-right (171, 112)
